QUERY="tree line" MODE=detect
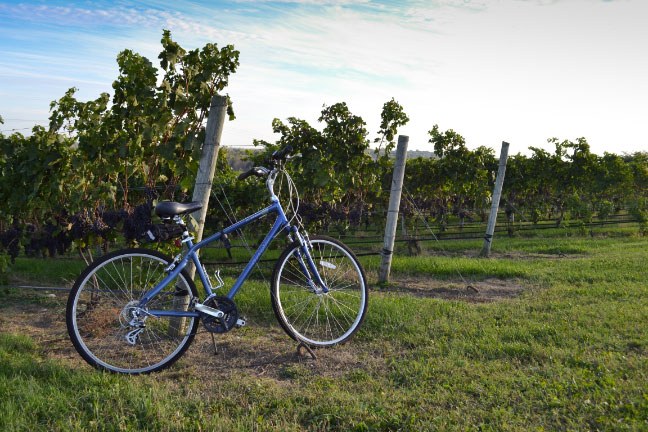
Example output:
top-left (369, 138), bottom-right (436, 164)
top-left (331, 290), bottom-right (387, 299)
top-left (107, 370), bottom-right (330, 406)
top-left (403, 134), bottom-right (648, 233)
top-left (1, 30), bottom-right (647, 264)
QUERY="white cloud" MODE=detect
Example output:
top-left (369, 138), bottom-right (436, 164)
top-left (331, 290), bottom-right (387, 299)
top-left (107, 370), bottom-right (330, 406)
top-left (1, 0), bottom-right (647, 154)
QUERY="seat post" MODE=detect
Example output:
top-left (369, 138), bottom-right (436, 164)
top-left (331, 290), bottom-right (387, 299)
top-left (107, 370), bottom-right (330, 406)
top-left (172, 215), bottom-right (193, 245)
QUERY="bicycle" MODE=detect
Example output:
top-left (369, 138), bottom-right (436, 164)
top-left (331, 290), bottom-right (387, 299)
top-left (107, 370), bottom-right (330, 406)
top-left (66, 146), bottom-right (369, 374)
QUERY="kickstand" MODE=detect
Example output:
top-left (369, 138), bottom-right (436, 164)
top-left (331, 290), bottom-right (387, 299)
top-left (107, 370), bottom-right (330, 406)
top-left (210, 333), bottom-right (218, 355)
top-left (296, 342), bottom-right (317, 360)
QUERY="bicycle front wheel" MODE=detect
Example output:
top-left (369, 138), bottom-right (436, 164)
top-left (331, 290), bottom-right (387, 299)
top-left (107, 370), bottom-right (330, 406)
top-left (271, 235), bottom-right (368, 347)
top-left (66, 248), bottom-right (199, 374)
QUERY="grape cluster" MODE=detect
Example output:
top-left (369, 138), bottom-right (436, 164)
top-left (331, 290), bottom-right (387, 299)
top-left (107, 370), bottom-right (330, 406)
top-left (23, 222), bottom-right (70, 258)
top-left (0, 224), bottom-right (21, 263)
top-left (298, 201), bottom-right (374, 231)
top-left (102, 209), bottom-right (128, 229)
top-left (122, 203), bottom-right (153, 241)
top-left (66, 211), bottom-right (103, 252)
top-left (0, 201), bottom-right (157, 259)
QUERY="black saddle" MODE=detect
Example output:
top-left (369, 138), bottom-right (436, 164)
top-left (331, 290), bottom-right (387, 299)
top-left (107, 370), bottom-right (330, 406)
top-left (155, 201), bottom-right (203, 218)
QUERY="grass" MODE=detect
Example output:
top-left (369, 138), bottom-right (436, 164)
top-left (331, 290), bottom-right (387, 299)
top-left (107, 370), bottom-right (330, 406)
top-left (1, 230), bottom-right (647, 430)
top-left (6, 257), bottom-right (86, 287)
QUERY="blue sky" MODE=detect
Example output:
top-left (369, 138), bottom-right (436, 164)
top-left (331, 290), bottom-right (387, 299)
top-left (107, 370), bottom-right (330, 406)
top-left (1, 0), bottom-right (647, 156)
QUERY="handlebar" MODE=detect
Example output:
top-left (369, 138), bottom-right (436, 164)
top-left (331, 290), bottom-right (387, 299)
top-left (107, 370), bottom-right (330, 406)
top-left (237, 166), bottom-right (270, 181)
top-left (237, 145), bottom-right (297, 181)
top-left (237, 145), bottom-right (303, 204)
top-left (271, 145), bottom-right (293, 161)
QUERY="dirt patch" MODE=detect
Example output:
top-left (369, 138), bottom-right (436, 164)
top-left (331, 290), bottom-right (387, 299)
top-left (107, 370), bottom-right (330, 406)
top-left (0, 299), bottom-right (80, 363)
top-left (0, 291), bottom-right (381, 382)
top-left (0, 277), bottom-right (527, 380)
top-left (481, 251), bottom-right (583, 260)
top-left (176, 328), bottom-right (377, 381)
top-left (405, 248), bottom-right (581, 261)
top-left (387, 277), bottom-right (528, 302)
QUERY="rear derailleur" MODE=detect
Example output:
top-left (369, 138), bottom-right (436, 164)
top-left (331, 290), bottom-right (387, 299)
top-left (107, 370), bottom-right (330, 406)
top-left (120, 301), bottom-right (154, 346)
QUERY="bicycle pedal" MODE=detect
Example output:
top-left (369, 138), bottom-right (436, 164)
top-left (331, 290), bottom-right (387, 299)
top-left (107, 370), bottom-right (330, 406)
top-left (235, 317), bottom-right (247, 328)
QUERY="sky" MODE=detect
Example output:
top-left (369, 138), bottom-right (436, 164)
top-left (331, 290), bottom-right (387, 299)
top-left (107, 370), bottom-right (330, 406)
top-left (0, 0), bottom-right (647, 157)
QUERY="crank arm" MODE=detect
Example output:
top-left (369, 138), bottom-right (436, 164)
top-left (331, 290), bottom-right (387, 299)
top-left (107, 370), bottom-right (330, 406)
top-left (195, 303), bottom-right (225, 319)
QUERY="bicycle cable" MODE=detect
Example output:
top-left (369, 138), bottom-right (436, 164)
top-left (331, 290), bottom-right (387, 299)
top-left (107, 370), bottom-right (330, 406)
top-left (213, 183), bottom-right (271, 288)
top-left (275, 168), bottom-right (302, 233)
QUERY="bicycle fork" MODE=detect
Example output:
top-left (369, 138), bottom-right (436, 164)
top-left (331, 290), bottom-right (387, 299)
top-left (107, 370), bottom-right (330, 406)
top-left (292, 234), bottom-right (329, 294)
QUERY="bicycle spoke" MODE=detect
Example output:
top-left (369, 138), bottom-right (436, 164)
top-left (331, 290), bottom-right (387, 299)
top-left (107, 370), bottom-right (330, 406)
top-left (67, 249), bottom-right (199, 374)
top-left (272, 236), bottom-right (368, 347)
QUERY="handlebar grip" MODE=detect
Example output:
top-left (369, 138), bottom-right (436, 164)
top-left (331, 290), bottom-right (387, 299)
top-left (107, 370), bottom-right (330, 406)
top-left (272, 145), bottom-right (293, 161)
top-left (238, 166), bottom-right (270, 181)
top-left (237, 168), bottom-right (256, 181)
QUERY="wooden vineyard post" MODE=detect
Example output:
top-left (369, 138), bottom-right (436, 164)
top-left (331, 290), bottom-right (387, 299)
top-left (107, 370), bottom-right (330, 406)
top-left (480, 141), bottom-right (510, 257)
top-left (378, 135), bottom-right (409, 284)
top-left (170, 95), bottom-right (228, 336)
top-left (190, 95), bottom-right (228, 246)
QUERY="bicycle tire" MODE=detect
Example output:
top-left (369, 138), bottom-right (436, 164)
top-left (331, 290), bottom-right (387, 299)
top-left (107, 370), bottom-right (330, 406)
top-left (66, 248), bottom-right (199, 374)
top-left (271, 235), bottom-right (368, 347)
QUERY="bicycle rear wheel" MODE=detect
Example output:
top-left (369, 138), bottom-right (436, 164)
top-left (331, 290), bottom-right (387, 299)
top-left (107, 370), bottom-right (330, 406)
top-left (66, 248), bottom-right (199, 374)
top-left (271, 235), bottom-right (368, 347)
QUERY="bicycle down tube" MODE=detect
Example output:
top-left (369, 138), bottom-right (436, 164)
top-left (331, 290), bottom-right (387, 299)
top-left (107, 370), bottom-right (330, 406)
top-left (137, 199), bottom-right (284, 308)
top-left (137, 197), bottom-right (327, 316)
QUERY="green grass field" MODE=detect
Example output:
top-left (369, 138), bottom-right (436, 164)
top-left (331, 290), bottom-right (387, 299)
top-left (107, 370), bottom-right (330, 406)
top-left (1, 229), bottom-right (647, 431)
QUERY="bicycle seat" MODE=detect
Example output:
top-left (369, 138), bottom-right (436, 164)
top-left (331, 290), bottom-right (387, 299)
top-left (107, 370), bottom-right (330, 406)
top-left (155, 201), bottom-right (203, 218)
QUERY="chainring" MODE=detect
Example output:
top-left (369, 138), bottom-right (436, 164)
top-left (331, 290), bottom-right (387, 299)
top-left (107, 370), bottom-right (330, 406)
top-left (201, 296), bottom-right (239, 334)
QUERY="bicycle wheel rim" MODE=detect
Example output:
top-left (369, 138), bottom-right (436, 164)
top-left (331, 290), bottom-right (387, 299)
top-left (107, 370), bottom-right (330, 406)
top-left (273, 238), bottom-right (367, 346)
top-left (67, 250), bottom-right (198, 374)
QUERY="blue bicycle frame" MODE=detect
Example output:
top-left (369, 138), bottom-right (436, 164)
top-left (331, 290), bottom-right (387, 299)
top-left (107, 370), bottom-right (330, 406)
top-left (137, 174), bottom-right (327, 319)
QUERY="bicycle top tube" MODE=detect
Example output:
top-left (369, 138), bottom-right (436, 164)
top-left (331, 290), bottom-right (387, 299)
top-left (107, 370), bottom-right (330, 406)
top-left (140, 145), bottom-right (299, 306)
top-left (139, 193), bottom-right (291, 306)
